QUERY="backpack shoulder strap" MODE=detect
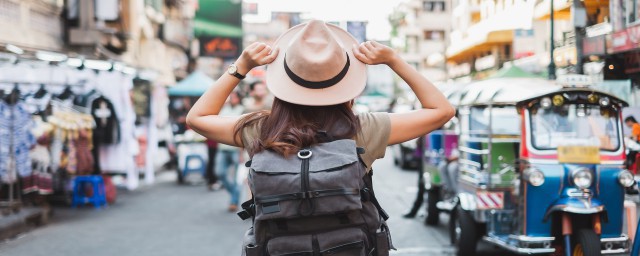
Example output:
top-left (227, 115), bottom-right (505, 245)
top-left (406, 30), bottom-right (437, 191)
top-left (363, 169), bottom-right (389, 221)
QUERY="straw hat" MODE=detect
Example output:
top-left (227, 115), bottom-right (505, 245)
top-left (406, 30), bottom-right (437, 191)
top-left (266, 20), bottom-right (367, 106)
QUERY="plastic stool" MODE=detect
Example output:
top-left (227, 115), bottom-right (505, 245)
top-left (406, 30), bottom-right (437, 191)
top-left (72, 175), bottom-right (107, 209)
top-left (182, 154), bottom-right (206, 177)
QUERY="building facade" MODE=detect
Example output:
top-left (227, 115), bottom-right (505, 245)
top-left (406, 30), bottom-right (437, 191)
top-left (393, 0), bottom-right (451, 82)
top-left (446, 0), bottom-right (539, 80)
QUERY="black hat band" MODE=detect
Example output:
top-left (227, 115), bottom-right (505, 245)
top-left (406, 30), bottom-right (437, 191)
top-left (283, 53), bottom-right (350, 89)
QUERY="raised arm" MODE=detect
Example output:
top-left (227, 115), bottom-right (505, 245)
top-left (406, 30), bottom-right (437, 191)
top-left (186, 43), bottom-right (279, 146)
top-left (353, 41), bottom-right (455, 145)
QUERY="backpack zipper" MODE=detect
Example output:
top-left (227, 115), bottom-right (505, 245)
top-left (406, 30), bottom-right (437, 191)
top-left (299, 150), bottom-right (314, 216)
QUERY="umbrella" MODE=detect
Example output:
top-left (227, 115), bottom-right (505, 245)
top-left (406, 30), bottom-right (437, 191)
top-left (168, 71), bottom-right (214, 97)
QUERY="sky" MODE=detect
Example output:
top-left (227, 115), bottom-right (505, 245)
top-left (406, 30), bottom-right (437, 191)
top-left (243, 0), bottom-right (407, 41)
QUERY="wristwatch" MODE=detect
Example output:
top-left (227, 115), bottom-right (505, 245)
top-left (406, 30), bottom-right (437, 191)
top-left (227, 63), bottom-right (246, 80)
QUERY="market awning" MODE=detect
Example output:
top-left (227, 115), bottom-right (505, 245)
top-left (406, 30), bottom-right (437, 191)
top-left (446, 30), bottom-right (513, 63)
top-left (534, 0), bottom-right (572, 20)
top-left (193, 19), bottom-right (243, 38)
top-left (168, 71), bottom-right (214, 97)
top-left (489, 65), bottom-right (544, 79)
top-left (193, 0), bottom-right (243, 38)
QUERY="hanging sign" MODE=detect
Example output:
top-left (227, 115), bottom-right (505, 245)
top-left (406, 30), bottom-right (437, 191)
top-left (199, 36), bottom-right (241, 58)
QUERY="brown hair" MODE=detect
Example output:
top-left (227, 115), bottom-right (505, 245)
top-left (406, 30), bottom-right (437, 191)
top-left (234, 97), bottom-right (360, 157)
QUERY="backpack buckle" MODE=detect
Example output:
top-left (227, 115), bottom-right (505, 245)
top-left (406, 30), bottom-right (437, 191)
top-left (360, 188), bottom-right (371, 202)
top-left (237, 210), bottom-right (252, 220)
top-left (297, 149), bottom-right (312, 159)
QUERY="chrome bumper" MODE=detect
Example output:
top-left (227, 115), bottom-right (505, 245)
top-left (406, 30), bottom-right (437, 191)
top-left (482, 234), bottom-right (629, 255)
top-left (601, 235), bottom-right (629, 255)
top-left (483, 235), bottom-right (555, 254)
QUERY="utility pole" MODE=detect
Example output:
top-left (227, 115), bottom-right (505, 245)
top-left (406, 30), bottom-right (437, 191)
top-left (548, 0), bottom-right (556, 80)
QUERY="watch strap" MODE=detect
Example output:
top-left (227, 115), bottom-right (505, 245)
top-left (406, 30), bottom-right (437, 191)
top-left (229, 64), bottom-right (246, 80)
top-left (232, 72), bottom-right (246, 80)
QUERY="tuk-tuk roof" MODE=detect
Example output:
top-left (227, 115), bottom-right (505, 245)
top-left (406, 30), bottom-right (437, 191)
top-left (440, 83), bottom-right (469, 106)
top-left (515, 87), bottom-right (630, 108)
top-left (459, 78), bottom-right (561, 106)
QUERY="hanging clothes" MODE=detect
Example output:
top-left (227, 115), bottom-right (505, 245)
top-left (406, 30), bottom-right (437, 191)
top-left (91, 96), bottom-right (120, 144)
top-left (75, 129), bottom-right (94, 175)
top-left (95, 71), bottom-right (137, 178)
top-left (0, 101), bottom-right (35, 182)
top-left (22, 131), bottom-right (54, 195)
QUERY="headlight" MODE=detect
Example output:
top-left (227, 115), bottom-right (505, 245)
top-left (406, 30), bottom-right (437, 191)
top-left (618, 170), bottom-right (635, 188)
top-left (540, 97), bottom-right (552, 108)
top-left (572, 168), bottom-right (593, 189)
top-left (524, 168), bottom-right (545, 186)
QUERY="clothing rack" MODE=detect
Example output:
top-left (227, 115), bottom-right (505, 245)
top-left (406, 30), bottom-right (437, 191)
top-left (1, 97), bottom-right (21, 209)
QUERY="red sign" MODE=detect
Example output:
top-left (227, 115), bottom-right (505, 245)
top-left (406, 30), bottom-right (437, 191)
top-left (583, 35), bottom-right (606, 56)
top-left (610, 23), bottom-right (640, 53)
top-left (199, 36), bottom-right (241, 58)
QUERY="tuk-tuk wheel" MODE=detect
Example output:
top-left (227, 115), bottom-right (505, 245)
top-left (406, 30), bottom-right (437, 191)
top-left (425, 188), bottom-right (440, 226)
top-left (572, 229), bottom-right (601, 256)
top-left (452, 206), bottom-right (478, 256)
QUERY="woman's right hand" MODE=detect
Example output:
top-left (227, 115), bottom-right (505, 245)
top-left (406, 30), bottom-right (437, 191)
top-left (352, 41), bottom-right (399, 66)
top-left (236, 42), bottom-right (280, 73)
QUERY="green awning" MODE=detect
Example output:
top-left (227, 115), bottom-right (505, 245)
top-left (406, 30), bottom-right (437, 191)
top-left (193, 19), bottom-right (243, 38)
top-left (489, 65), bottom-right (544, 79)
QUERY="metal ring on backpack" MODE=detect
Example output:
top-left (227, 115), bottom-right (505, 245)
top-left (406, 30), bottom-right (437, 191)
top-left (297, 150), bottom-right (312, 159)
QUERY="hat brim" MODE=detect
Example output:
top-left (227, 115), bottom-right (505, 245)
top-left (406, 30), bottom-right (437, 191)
top-left (266, 22), bottom-right (367, 106)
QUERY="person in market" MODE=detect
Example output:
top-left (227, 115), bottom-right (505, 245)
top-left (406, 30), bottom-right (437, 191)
top-left (625, 116), bottom-right (640, 171)
top-left (185, 20), bottom-right (454, 252)
top-left (243, 81), bottom-right (272, 113)
top-left (214, 91), bottom-right (244, 211)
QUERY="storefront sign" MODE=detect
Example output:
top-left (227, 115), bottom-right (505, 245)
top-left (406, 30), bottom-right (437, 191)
top-left (474, 55), bottom-right (496, 71)
top-left (624, 51), bottom-right (640, 74)
top-left (610, 23), bottom-right (640, 53)
top-left (582, 35), bottom-right (606, 56)
top-left (194, 0), bottom-right (242, 58)
top-left (513, 29), bottom-right (535, 59)
top-left (199, 36), bottom-right (241, 58)
top-left (448, 63), bottom-right (471, 78)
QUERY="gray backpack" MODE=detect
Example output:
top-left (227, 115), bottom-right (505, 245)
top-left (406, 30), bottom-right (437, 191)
top-left (238, 139), bottom-right (394, 256)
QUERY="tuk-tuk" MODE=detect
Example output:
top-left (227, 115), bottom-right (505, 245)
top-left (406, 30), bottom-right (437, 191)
top-left (422, 83), bottom-right (467, 225)
top-left (451, 84), bottom-right (634, 255)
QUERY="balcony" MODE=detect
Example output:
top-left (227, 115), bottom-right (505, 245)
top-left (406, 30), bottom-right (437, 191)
top-left (420, 40), bottom-right (446, 55)
top-left (416, 13), bottom-right (451, 29)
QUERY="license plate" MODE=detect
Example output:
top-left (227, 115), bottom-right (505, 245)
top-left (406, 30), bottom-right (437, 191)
top-left (476, 192), bottom-right (504, 210)
top-left (557, 146), bottom-right (600, 164)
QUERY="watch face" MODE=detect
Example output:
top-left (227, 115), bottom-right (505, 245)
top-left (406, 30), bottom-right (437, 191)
top-left (228, 65), bottom-right (237, 74)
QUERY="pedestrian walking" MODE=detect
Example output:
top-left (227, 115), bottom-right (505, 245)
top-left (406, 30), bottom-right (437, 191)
top-left (205, 138), bottom-right (219, 190)
top-left (186, 20), bottom-right (454, 255)
top-left (215, 91), bottom-right (244, 211)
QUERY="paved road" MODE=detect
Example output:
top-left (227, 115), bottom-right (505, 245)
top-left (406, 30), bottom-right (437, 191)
top-left (0, 149), bottom-right (514, 256)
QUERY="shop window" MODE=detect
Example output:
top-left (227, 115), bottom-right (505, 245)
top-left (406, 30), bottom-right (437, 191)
top-left (627, 0), bottom-right (639, 25)
top-left (406, 35), bottom-right (419, 53)
top-left (423, 0), bottom-right (446, 12)
top-left (423, 30), bottom-right (445, 40)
